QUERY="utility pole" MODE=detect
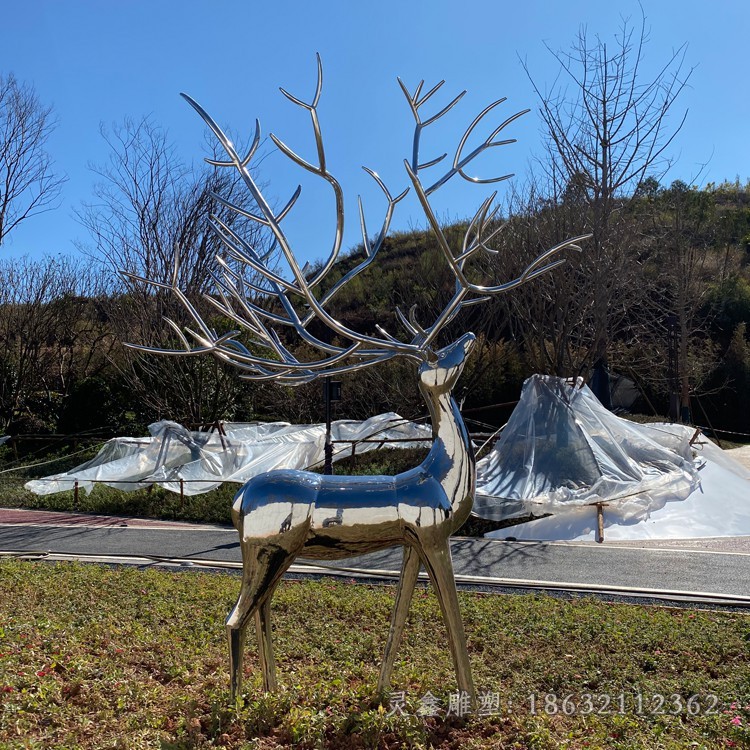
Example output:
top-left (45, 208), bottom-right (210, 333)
top-left (667, 314), bottom-right (680, 422)
top-left (323, 377), bottom-right (342, 474)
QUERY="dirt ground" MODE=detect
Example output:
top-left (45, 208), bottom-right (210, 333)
top-left (727, 444), bottom-right (750, 470)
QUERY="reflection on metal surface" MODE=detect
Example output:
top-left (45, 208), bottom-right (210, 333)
top-left (128, 56), bottom-right (587, 703)
top-left (228, 333), bottom-right (477, 699)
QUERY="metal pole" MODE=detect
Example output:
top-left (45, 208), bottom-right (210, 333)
top-left (694, 395), bottom-right (723, 448)
top-left (324, 376), bottom-right (333, 475)
top-left (667, 314), bottom-right (680, 422)
top-left (74, 481), bottom-right (79, 513)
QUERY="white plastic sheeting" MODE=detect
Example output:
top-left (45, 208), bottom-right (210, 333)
top-left (473, 375), bottom-right (700, 523)
top-left (25, 413), bottom-right (431, 497)
top-left (486, 435), bottom-right (750, 541)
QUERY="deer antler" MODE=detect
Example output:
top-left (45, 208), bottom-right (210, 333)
top-left (124, 57), bottom-right (588, 382)
top-left (396, 82), bottom-right (588, 348)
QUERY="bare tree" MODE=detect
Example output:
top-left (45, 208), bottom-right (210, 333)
top-left (521, 11), bottom-right (692, 382)
top-left (483, 175), bottom-right (649, 388)
top-left (0, 256), bottom-right (112, 432)
top-left (78, 117), bottom-right (265, 291)
top-left (0, 73), bottom-right (66, 246)
top-left (487, 178), bottom-right (590, 377)
top-left (77, 117), bottom-right (270, 424)
top-left (636, 180), bottom-right (722, 419)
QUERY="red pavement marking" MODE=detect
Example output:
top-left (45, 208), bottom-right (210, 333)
top-left (0, 508), bottom-right (215, 529)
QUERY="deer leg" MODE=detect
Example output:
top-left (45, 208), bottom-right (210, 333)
top-left (226, 543), bottom-right (300, 701)
top-left (227, 558), bottom-right (254, 702)
top-left (254, 578), bottom-right (282, 692)
top-left (377, 545), bottom-right (420, 693)
top-left (418, 542), bottom-right (475, 703)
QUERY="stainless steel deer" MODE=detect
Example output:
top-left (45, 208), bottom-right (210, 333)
top-left (125, 55), bottom-right (588, 702)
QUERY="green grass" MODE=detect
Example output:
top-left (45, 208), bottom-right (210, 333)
top-left (1, 560), bottom-right (748, 749)
top-left (0, 471), bottom-right (238, 525)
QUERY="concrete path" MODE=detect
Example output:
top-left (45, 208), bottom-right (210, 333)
top-left (2, 508), bottom-right (749, 604)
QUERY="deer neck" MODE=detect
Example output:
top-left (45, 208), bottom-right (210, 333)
top-left (419, 378), bottom-right (475, 528)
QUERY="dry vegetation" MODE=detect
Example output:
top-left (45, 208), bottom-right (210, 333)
top-left (1, 561), bottom-right (748, 749)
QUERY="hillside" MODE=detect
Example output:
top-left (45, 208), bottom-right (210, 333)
top-left (1, 179), bottom-right (750, 447)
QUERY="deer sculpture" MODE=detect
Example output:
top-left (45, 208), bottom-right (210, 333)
top-left (126, 55), bottom-right (588, 702)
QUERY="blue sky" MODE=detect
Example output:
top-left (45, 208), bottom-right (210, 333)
top-left (1, 1), bottom-right (747, 269)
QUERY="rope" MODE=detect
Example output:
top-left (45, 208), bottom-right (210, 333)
top-left (0, 442), bottom-right (107, 475)
top-left (693, 424), bottom-right (750, 439)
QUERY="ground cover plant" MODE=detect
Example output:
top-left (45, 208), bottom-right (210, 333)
top-left (0, 442), bottom-right (234, 525)
top-left (1, 561), bottom-right (748, 749)
top-left (0, 469), bottom-right (238, 526)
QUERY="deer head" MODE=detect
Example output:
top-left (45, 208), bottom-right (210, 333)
top-left (419, 332), bottom-right (476, 393)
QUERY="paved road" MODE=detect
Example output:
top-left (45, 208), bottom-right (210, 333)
top-left (2, 509), bottom-right (749, 603)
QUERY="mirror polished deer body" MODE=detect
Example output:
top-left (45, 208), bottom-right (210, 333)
top-left (126, 56), bottom-right (588, 703)
top-left (228, 332), bottom-right (476, 699)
